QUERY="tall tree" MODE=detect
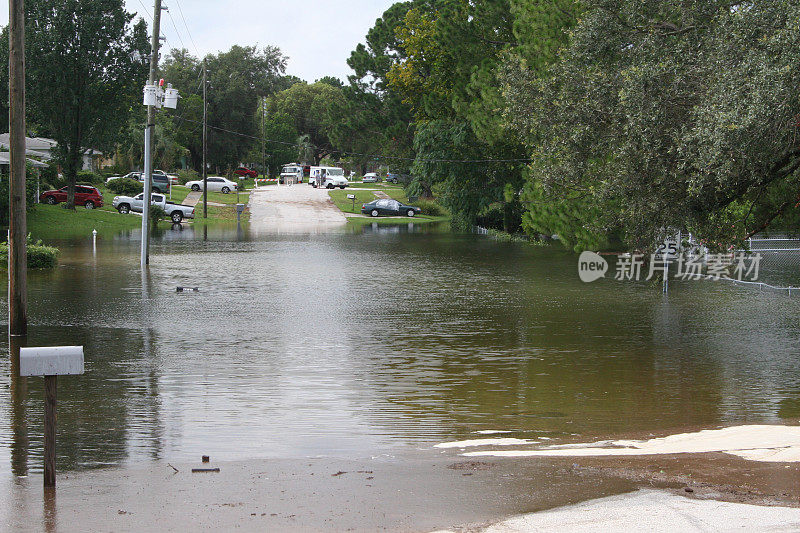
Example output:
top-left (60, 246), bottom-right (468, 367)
top-left (23, 0), bottom-right (149, 208)
top-left (265, 82), bottom-right (346, 164)
top-left (507, 0), bottom-right (800, 250)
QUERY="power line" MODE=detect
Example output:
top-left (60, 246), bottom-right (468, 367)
top-left (165, 8), bottom-right (186, 51)
top-left (176, 116), bottom-right (533, 164)
top-left (173, 0), bottom-right (201, 58)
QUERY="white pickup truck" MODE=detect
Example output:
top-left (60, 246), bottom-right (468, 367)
top-left (112, 193), bottom-right (195, 223)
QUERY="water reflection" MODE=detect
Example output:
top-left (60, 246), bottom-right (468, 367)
top-left (9, 336), bottom-right (27, 478)
top-left (1, 231), bottom-right (799, 479)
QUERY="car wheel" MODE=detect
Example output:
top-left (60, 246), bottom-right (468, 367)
top-left (118, 204), bottom-right (130, 214)
top-left (326, 183), bottom-right (334, 189)
top-left (84, 201), bottom-right (95, 210)
top-left (45, 196), bottom-right (56, 205)
top-left (339, 185), bottom-right (346, 189)
top-left (407, 209), bottom-right (415, 217)
top-left (222, 186), bottom-right (230, 194)
top-left (191, 184), bottom-right (200, 191)
top-left (171, 211), bottom-right (183, 223)
top-left (371, 209), bottom-right (379, 217)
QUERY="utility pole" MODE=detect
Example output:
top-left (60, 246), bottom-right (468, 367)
top-left (141, 0), bottom-right (163, 268)
top-left (202, 61), bottom-right (207, 219)
top-left (8, 0), bottom-right (27, 336)
top-left (261, 97), bottom-right (266, 182)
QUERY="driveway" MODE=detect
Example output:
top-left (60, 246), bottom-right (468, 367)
top-left (248, 184), bottom-right (348, 234)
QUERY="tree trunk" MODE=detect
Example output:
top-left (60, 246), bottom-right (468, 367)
top-left (64, 145), bottom-right (81, 210)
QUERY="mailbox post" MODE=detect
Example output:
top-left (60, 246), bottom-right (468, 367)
top-left (19, 346), bottom-right (84, 488)
top-left (236, 203), bottom-right (245, 224)
top-left (347, 193), bottom-right (356, 213)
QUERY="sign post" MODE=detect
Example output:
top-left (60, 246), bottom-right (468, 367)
top-left (19, 346), bottom-right (84, 488)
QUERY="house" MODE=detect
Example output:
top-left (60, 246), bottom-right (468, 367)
top-left (0, 133), bottom-right (102, 171)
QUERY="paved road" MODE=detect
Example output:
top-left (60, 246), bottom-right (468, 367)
top-left (248, 184), bottom-right (348, 233)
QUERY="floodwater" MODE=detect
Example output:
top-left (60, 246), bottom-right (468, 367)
top-left (1, 222), bottom-right (800, 480)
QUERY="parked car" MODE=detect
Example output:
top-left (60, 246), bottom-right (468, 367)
top-left (112, 192), bottom-right (195, 223)
top-left (362, 173), bottom-right (381, 183)
top-left (361, 198), bottom-right (421, 217)
top-left (323, 175), bottom-right (349, 189)
top-left (386, 173), bottom-right (412, 185)
top-left (106, 170), bottom-right (173, 193)
top-left (40, 185), bottom-right (104, 209)
top-left (184, 176), bottom-right (238, 194)
top-left (234, 166), bottom-right (258, 179)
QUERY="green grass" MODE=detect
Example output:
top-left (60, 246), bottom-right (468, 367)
top-left (328, 189), bottom-right (379, 214)
top-left (347, 182), bottom-right (404, 190)
top-left (170, 185), bottom-right (250, 205)
top-left (28, 203), bottom-right (145, 240)
top-left (345, 215), bottom-right (450, 227)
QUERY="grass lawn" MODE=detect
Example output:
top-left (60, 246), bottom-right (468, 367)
top-left (28, 203), bottom-right (145, 240)
top-left (328, 189), bottom-right (379, 214)
top-left (347, 182), bottom-right (405, 191)
top-left (170, 185), bottom-right (250, 205)
top-left (345, 215), bottom-right (450, 227)
top-left (328, 189), bottom-right (446, 225)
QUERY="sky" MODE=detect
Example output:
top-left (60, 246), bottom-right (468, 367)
top-left (0, 0), bottom-right (397, 82)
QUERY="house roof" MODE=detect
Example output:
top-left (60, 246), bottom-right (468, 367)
top-left (0, 152), bottom-right (50, 168)
top-left (0, 133), bottom-right (102, 157)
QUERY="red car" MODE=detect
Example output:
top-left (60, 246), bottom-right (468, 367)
top-left (234, 166), bottom-right (258, 179)
top-left (40, 185), bottom-right (104, 209)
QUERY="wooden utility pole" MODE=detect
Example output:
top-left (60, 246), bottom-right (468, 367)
top-left (261, 97), bottom-right (266, 181)
top-left (202, 61), bottom-right (207, 218)
top-left (141, 0), bottom-right (162, 268)
top-left (8, 0), bottom-right (27, 337)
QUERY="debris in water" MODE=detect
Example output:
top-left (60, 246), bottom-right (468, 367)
top-left (191, 468), bottom-right (220, 473)
top-left (176, 286), bottom-right (199, 292)
top-left (202, 455), bottom-right (210, 463)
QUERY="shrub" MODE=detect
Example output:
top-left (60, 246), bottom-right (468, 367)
top-left (77, 170), bottom-right (103, 184)
top-left (0, 236), bottom-right (60, 269)
top-left (414, 198), bottom-right (448, 217)
top-left (0, 173), bottom-right (38, 225)
top-left (150, 204), bottom-right (166, 225)
top-left (177, 169), bottom-right (199, 185)
top-left (39, 164), bottom-right (58, 185)
top-left (107, 177), bottom-right (143, 196)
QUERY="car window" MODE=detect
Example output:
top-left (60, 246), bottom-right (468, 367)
top-left (135, 193), bottom-right (143, 200)
top-left (388, 200), bottom-right (401, 210)
top-left (376, 199), bottom-right (391, 208)
top-left (152, 194), bottom-right (164, 202)
top-left (209, 178), bottom-right (222, 182)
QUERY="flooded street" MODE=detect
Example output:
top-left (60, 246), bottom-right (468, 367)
top-left (1, 225), bottom-right (800, 530)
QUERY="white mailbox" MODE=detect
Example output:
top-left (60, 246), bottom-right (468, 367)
top-left (19, 346), bottom-right (84, 377)
top-left (347, 194), bottom-right (355, 200)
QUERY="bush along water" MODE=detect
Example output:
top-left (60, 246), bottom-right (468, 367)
top-left (0, 235), bottom-right (60, 269)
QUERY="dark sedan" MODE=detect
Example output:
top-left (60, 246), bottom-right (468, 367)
top-left (361, 198), bottom-right (421, 217)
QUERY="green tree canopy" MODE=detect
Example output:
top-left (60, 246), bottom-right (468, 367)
top-left (506, 0), bottom-right (800, 250)
top-left (9, 0), bottom-right (149, 207)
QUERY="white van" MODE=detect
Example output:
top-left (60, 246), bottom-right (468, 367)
top-left (280, 163), bottom-right (303, 184)
top-left (310, 166), bottom-right (349, 189)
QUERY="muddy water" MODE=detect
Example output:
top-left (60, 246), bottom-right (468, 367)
top-left (1, 225), bottom-right (799, 479)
